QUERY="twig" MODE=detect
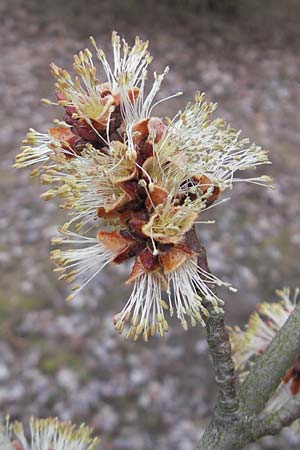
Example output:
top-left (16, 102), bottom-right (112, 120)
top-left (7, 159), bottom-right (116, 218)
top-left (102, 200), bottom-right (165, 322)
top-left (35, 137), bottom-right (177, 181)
top-left (190, 223), bottom-right (300, 449)
top-left (254, 398), bottom-right (300, 439)
top-left (238, 302), bottom-right (300, 416)
top-left (187, 227), bottom-right (238, 420)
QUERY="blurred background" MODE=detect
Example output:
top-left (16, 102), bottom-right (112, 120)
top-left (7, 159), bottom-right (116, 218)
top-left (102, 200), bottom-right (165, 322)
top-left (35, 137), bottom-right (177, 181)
top-left (1, 0), bottom-right (300, 448)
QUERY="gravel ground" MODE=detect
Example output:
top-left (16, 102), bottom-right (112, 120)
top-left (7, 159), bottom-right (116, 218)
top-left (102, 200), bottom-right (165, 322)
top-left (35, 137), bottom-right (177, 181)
top-left (1, 1), bottom-right (300, 448)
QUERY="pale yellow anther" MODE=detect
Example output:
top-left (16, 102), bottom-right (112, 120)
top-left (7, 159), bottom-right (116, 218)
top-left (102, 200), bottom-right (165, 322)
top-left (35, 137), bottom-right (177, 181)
top-left (190, 317), bottom-right (196, 327)
top-left (130, 326), bottom-right (137, 338)
top-left (157, 313), bottom-right (163, 323)
top-left (151, 323), bottom-right (156, 336)
top-left (136, 323), bottom-right (144, 336)
top-left (71, 284), bottom-right (80, 291)
top-left (30, 168), bottom-right (40, 177)
top-left (143, 329), bottom-right (149, 342)
top-left (41, 190), bottom-right (56, 200)
top-left (181, 320), bottom-right (188, 331)
top-left (51, 237), bottom-right (63, 245)
top-left (66, 293), bottom-right (75, 302)
top-left (160, 299), bottom-right (169, 310)
top-left (131, 314), bottom-right (139, 326)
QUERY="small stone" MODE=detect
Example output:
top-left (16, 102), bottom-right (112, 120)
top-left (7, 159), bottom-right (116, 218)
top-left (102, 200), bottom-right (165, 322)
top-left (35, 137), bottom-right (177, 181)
top-left (96, 404), bottom-right (119, 433)
top-left (0, 363), bottom-right (9, 380)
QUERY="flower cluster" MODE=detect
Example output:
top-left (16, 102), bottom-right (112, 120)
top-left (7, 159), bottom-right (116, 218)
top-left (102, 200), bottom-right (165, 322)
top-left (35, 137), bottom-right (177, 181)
top-left (229, 288), bottom-right (300, 409)
top-left (15, 32), bottom-right (272, 340)
top-left (0, 417), bottom-right (99, 450)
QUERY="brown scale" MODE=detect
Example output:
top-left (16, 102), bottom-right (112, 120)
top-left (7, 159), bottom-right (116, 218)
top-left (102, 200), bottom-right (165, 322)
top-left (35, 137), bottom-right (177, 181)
top-left (90, 115), bottom-right (220, 282)
top-left (96, 124), bottom-right (195, 278)
top-left (56, 88), bottom-right (124, 154)
top-left (283, 357), bottom-right (300, 395)
top-left (133, 117), bottom-right (166, 166)
top-left (113, 210), bottom-right (159, 267)
top-left (64, 110), bottom-right (122, 147)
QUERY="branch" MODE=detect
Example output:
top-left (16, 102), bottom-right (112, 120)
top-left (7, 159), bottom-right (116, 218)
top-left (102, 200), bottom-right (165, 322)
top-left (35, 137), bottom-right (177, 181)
top-left (204, 307), bottom-right (239, 420)
top-left (190, 225), bottom-right (300, 449)
top-left (238, 302), bottom-right (300, 416)
top-left (254, 397), bottom-right (300, 438)
top-left (187, 227), bottom-right (238, 421)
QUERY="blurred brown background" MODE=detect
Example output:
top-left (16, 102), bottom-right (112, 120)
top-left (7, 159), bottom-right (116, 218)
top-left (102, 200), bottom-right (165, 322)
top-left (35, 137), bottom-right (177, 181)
top-left (1, 0), bottom-right (300, 448)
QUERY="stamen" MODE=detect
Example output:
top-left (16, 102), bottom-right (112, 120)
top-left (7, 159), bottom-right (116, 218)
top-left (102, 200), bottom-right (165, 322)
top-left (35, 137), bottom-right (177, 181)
top-left (51, 229), bottom-right (114, 302)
